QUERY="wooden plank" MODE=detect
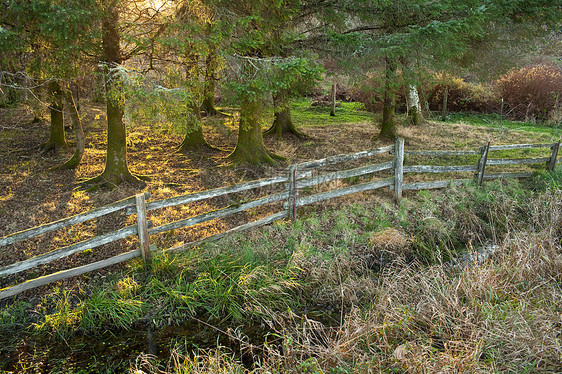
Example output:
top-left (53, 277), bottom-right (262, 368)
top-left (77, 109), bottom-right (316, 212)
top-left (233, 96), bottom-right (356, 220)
top-left (149, 192), bottom-right (288, 235)
top-left (401, 179), bottom-right (469, 190)
top-left (0, 192), bottom-right (149, 247)
top-left (403, 165), bottom-right (477, 174)
top-left (295, 145), bottom-right (394, 170)
top-left (293, 178), bottom-right (393, 207)
top-left (548, 141), bottom-right (560, 171)
top-left (297, 161), bottom-right (394, 189)
top-left (488, 143), bottom-right (555, 151)
top-left (404, 150), bottom-right (480, 156)
top-left (135, 194), bottom-right (151, 263)
top-left (0, 250), bottom-right (140, 300)
top-left (477, 142), bottom-right (490, 186)
top-left (486, 157), bottom-right (550, 166)
top-left (394, 138), bottom-right (404, 202)
top-left (0, 225), bottom-right (139, 277)
top-left (127, 174), bottom-right (310, 215)
top-left (287, 165), bottom-right (298, 222)
top-left (483, 172), bottom-right (534, 180)
top-left (167, 211), bottom-right (288, 255)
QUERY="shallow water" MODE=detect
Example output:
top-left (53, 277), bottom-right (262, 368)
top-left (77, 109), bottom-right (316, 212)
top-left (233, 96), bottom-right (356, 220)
top-left (2, 318), bottom-right (271, 373)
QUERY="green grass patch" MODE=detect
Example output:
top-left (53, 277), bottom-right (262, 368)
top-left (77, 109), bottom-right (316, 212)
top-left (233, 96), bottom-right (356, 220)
top-left (291, 98), bottom-right (374, 127)
top-left (440, 112), bottom-right (562, 138)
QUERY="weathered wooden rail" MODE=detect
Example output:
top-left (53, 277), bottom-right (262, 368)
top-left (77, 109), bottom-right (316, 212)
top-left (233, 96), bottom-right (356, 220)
top-left (0, 139), bottom-right (559, 300)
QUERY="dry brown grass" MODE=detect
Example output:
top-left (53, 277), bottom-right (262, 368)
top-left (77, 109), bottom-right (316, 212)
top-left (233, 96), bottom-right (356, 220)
top-left (261, 192), bottom-right (562, 373)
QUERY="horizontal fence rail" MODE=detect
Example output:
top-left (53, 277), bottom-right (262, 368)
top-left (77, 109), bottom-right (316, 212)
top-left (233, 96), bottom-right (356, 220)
top-left (126, 173), bottom-right (311, 215)
top-left (149, 192), bottom-right (288, 235)
top-left (167, 210), bottom-right (288, 255)
top-left (486, 157), bottom-right (550, 166)
top-left (292, 178), bottom-right (394, 208)
top-left (297, 161), bottom-right (394, 189)
top-left (295, 145), bottom-right (394, 170)
top-left (488, 143), bottom-right (556, 150)
top-left (0, 139), bottom-right (560, 300)
top-left (403, 165), bottom-right (478, 173)
top-left (0, 224), bottom-right (145, 278)
top-left (0, 192), bottom-right (150, 247)
top-left (404, 150), bottom-right (480, 156)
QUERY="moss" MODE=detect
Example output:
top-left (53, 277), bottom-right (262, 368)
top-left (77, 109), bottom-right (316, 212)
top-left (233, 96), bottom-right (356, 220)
top-left (228, 99), bottom-right (278, 164)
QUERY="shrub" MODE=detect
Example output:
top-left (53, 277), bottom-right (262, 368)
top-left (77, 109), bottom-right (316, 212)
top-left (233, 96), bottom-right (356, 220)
top-left (496, 64), bottom-right (562, 122)
top-left (426, 72), bottom-right (499, 114)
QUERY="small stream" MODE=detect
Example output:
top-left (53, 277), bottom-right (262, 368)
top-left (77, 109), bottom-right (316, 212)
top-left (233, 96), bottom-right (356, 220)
top-left (2, 318), bottom-right (271, 372)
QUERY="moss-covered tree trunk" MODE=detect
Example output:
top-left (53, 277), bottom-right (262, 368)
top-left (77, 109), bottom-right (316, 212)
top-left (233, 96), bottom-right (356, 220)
top-left (55, 89), bottom-right (84, 169)
top-left (201, 43), bottom-right (218, 116)
top-left (97, 1), bottom-right (137, 185)
top-left (177, 104), bottom-right (214, 151)
top-left (264, 90), bottom-right (305, 138)
top-left (43, 80), bottom-right (67, 152)
top-left (378, 57), bottom-right (398, 139)
top-left (228, 98), bottom-right (276, 164)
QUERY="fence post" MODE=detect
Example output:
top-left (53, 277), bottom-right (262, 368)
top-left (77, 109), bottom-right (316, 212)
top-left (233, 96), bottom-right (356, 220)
top-left (477, 141), bottom-right (490, 186)
top-left (394, 137), bottom-right (404, 203)
top-left (548, 140), bottom-right (560, 171)
top-left (135, 193), bottom-right (152, 263)
top-left (287, 165), bottom-right (298, 222)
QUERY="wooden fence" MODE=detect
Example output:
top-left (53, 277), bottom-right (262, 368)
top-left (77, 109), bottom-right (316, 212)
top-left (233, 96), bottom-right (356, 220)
top-left (0, 139), bottom-right (559, 300)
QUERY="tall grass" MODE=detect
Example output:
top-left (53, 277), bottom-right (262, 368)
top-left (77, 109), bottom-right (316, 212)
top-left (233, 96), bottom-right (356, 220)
top-left (2, 169), bottom-right (561, 373)
top-left (128, 171), bottom-right (562, 373)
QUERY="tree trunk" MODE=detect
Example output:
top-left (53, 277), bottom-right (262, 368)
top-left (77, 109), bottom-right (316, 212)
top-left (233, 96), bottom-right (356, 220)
top-left (330, 82), bottom-right (336, 116)
top-left (43, 80), bottom-right (67, 152)
top-left (55, 89), bottom-right (84, 169)
top-left (177, 104), bottom-right (214, 151)
top-left (228, 98), bottom-right (276, 164)
top-left (97, 1), bottom-right (137, 185)
top-left (264, 91), bottom-right (306, 138)
top-left (201, 43), bottom-right (218, 116)
top-left (378, 57), bottom-right (398, 139)
top-left (407, 84), bottom-right (422, 126)
top-left (441, 86), bottom-right (449, 120)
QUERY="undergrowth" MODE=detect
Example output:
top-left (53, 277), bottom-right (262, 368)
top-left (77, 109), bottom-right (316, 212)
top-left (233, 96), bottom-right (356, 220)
top-left (1, 169), bottom-right (561, 373)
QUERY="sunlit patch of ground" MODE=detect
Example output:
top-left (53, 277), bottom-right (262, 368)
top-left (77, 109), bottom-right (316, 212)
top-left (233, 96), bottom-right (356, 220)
top-left (0, 102), bottom-right (555, 299)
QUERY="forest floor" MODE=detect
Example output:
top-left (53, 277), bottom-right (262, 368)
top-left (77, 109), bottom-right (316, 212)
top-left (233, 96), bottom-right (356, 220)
top-left (0, 101), bottom-right (558, 298)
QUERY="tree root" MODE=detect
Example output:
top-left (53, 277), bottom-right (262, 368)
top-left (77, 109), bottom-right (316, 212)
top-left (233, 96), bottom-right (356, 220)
top-left (76, 173), bottom-right (146, 190)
